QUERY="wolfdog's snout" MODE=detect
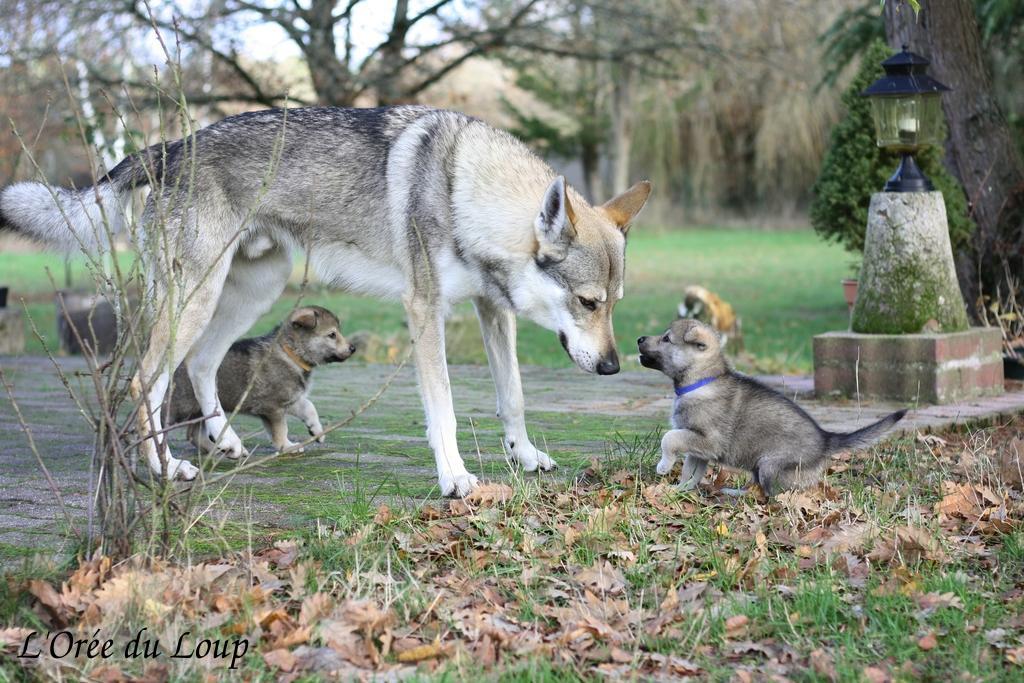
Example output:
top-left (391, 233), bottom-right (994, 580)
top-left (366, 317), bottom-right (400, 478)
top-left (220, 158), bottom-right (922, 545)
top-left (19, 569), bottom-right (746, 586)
top-left (596, 353), bottom-right (620, 375)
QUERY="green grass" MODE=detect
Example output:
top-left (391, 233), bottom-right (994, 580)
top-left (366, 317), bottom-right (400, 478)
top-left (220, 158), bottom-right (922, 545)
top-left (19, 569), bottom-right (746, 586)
top-left (1, 228), bottom-right (853, 372)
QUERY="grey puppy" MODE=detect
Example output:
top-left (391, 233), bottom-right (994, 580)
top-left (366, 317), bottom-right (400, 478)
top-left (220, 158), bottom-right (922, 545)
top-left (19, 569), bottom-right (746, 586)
top-left (637, 319), bottom-right (906, 496)
top-left (168, 306), bottom-right (355, 455)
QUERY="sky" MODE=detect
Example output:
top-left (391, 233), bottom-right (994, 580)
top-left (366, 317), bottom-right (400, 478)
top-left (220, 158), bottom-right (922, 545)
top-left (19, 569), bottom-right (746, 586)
top-left (150, 1), bottom-right (447, 66)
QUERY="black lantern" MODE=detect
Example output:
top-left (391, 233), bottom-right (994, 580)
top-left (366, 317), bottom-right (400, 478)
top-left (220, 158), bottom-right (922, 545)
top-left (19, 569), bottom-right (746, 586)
top-left (861, 46), bottom-right (950, 192)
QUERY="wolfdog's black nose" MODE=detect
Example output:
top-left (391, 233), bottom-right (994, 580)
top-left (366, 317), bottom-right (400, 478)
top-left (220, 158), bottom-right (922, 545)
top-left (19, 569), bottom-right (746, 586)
top-left (348, 344), bottom-right (356, 354)
top-left (637, 336), bottom-right (647, 345)
top-left (597, 356), bottom-right (620, 375)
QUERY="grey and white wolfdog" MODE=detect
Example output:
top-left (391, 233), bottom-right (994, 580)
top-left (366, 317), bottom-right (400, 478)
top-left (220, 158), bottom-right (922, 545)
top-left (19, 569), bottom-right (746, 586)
top-left (638, 319), bottom-right (906, 496)
top-left (0, 106), bottom-right (650, 496)
top-left (167, 305), bottom-right (354, 454)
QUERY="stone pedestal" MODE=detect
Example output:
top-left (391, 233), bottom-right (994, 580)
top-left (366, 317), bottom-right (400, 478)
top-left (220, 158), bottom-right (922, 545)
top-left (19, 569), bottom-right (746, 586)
top-left (0, 308), bottom-right (25, 354)
top-left (814, 328), bottom-right (1003, 404)
top-left (55, 290), bottom-right (119, 356)
top-left (852, 192), bottom-right (969, 334)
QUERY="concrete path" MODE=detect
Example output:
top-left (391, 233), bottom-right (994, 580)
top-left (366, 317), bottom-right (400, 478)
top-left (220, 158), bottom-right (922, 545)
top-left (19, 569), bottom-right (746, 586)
top-left (2, 355), bottom-right (1023, 565)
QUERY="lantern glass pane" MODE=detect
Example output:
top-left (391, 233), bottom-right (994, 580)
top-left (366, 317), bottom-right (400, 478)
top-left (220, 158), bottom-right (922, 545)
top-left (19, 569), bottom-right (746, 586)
top-left (870, 94), bottom-right (944, 151)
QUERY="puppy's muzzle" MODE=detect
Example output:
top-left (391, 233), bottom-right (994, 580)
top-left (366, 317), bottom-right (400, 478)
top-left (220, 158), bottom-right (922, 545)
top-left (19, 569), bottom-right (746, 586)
top-left (637, 337), bottom-right (660, 370)
top-left (330, 344), bottom-right (357, 363)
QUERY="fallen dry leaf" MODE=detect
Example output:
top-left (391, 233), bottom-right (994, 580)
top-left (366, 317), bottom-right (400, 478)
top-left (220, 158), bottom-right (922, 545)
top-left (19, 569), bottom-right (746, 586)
top-left (917, 633), bottom-right (938, 650)
top-left (28, 579), bottom-right (63, 619)
top-left (869, 526), bottom-right (946, 565)
top-left (397, 640), bottom-right (449, 663)
top-left (89, 665), bottom-right (130, 683)
top-left (809, 647), bottom-right (837, 680)
top-left (575, 561), bottom-right (626, 595)
top-left (262, 648), bottom-right (297, 672)
top-left (863, 665), bottom-right (891, 682)
top-left (299, 592), bottom-right (334, 627)
top-left (465, 482), bottom-right (514, 506)
top-left (1006, 645), bottom-right (1024, 665)
top-left (724, 614), bottom-right (749, 639)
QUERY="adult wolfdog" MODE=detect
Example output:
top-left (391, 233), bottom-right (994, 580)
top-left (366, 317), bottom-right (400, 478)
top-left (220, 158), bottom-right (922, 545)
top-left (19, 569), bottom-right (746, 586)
top-left (0, 106), bottom-right (650, 496)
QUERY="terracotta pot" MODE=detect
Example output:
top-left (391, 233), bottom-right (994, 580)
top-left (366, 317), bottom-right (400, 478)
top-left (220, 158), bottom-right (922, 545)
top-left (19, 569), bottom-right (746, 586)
top-left (841, 278), bottom-right (859, 312)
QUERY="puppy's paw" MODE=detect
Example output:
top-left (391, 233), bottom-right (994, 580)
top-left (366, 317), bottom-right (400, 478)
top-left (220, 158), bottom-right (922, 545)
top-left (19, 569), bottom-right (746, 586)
top-left (676, 476), bottom-right (699, 492)
top-left (656, 457), bottom-right (676, 476)
top-left (277, 440), bottom-right (305, 455)
top-left (440, 471), bottom-right (478, 498)
top-left (308, 423), bottom-right (326, 443)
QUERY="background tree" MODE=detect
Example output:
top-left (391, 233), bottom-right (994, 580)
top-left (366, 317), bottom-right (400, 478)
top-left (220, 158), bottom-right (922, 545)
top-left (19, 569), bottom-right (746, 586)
top-left (884, 0), bottom-right (1024, 317)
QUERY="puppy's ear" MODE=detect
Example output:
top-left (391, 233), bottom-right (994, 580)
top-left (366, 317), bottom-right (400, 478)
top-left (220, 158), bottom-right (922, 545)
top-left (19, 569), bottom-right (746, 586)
top-left (534, 176), bottom-right (577, 265)
top-left (290, 308), bottom-right (318, 330)
top-left (682, 323), bottom-right (718, 349)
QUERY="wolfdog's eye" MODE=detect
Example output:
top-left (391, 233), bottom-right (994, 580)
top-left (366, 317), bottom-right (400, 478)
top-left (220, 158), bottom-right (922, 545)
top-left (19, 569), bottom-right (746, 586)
top-left (578, 296), bottom-right (598, 311)
top-left (695, 342), bottom-right (707, 351)
top-left (328, 332), bottom-right (338, 340)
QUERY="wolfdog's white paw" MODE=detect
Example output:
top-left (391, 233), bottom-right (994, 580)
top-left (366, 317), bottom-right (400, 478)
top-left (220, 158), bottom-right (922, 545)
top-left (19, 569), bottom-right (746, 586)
top-left (509, 440), bottom-right (557, 472)
top-left (206, 424), bottom-right (247, 459)
top-left (167, 457), bottom-right (199, 481)
top-left (440, 471), bottom-right (479, 497)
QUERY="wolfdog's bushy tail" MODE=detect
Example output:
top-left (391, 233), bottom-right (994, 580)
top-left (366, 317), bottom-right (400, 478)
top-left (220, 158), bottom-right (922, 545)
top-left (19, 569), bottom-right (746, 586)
top-left (825, 409), bottom-right (908, 453)
top-left (0, 151), bottom-right (157, 252)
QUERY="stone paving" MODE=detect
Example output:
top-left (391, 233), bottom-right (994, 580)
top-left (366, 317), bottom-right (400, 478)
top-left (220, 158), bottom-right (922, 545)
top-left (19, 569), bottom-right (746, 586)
top-left (2, 354), bottom-right (1023, 565)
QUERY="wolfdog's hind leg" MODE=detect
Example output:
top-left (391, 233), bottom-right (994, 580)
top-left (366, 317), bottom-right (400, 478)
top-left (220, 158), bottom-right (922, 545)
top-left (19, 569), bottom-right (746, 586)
top-left (136, 247), bottom-right (235, 481)
top-left (183, 247), bottom-right (290, 459)
top-left (474, 297), bottom-right (555, 473)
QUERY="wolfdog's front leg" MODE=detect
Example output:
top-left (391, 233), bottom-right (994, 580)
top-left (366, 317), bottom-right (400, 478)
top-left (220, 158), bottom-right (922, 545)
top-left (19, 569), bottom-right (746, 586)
top-left (404, 294), bottom-right (478, 497)
top-left (474, 298), bottom-right (556, 473)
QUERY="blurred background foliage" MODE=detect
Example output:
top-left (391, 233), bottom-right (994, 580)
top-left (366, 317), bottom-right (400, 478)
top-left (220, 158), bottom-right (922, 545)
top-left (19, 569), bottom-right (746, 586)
top-left (1, 1), bottom-right (1017, 227)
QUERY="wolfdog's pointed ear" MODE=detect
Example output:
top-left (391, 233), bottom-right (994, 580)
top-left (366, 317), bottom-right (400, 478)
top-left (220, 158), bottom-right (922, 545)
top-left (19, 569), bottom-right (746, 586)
top-left (290, 308), bottom-right (318, 329)
top-left (534, 176), bottom-right (577, 264)
top-left (601, 181), bottom-right (651, 234)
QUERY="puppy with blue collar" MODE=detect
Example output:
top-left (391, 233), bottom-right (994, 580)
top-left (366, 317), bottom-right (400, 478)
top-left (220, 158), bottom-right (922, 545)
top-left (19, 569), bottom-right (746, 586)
top-left (637, 319), bottom-right (905, 496)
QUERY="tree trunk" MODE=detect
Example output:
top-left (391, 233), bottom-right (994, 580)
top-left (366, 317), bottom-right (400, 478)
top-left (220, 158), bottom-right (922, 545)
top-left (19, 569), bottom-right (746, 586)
top-left (884, 0), bottom-right (1024, 315)
top-left (376, 0), bottom-right (411, 105)
top-left (580, 139), bottom-right (602, 202)
top-left (609, 64), bottom-right (634, 196)
top-left (302, 0), bottom-right (355, 106)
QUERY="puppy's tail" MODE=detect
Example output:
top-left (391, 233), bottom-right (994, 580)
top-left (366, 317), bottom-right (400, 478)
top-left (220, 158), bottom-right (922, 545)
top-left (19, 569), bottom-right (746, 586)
top-left (0, 147), bottom-right (162, 252)
top-left (825, 409), bottom-right (907, 453)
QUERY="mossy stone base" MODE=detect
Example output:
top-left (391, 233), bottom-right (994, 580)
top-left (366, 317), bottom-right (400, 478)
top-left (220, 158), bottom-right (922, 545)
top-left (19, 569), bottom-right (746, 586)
top-left (814, 328), bottom-right (1003, 404)
top-left (0, 308), bottom-right (25, 354)
top-left (851, 192), bottom-right (969, 334)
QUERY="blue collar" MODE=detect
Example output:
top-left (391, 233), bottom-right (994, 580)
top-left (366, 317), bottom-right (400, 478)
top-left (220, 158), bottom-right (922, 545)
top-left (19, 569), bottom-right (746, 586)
top-left (675, 376), bottom-right (718, 396)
